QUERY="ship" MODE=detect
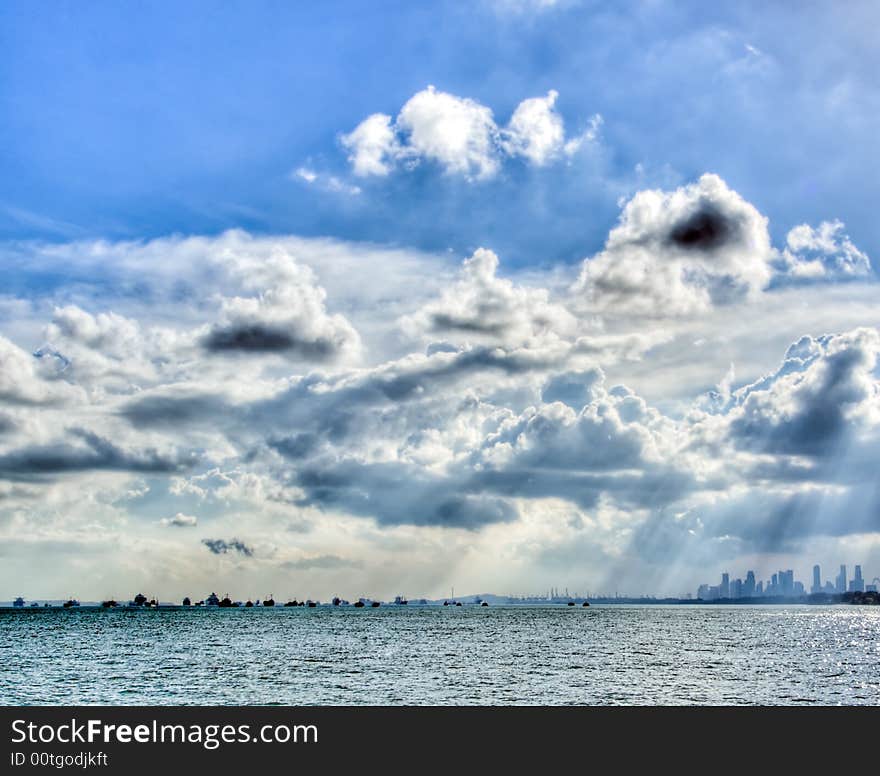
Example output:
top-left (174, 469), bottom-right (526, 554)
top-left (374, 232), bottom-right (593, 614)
top-left (13, 597), bottom-right (25, 608)
top-left (62, 599), bottom-right (80, 608)
top-left (353, 600), bottom-right (365, 608)
top-left (218, 594), bottom-right (235, 608)
top-left (393, 595), bottom-right (408, 605)
top-left (205, 592), bottom-right (220, 607)
top-left (101, 599), bottom-right (118, 608)
top-left (182, 597), bottom-right (191, 606)
top-left (262, 595), bottom-right (275, 607)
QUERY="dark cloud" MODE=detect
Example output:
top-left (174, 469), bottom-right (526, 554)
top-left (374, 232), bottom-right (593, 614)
top-left (202, 538), bottom-right (254, 556)
top-left (202, 324), bottom-right (337, 358)
top-left (268, 433), bottom-right (319, 460)
top-left (429, 312), bottom-right (508, 337)
top-left (0, 429), bottom-right (196, 481)
top-left (295, 458), bottom-right (517, 529)
top-left (667, 202), bottom-right (739, 252)
top-left (120, 394), bottom-right (229, 428)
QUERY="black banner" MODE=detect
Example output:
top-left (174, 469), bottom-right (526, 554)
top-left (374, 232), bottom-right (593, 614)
top-left (0, 706), bottom-right (876, 773)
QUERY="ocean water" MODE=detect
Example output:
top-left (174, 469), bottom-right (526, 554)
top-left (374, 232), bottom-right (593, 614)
top-left (1, 605), bottom-right (878, 705)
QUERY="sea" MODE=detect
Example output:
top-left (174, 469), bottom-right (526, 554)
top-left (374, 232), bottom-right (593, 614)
top-left (1, 605), bottom-right (878, 705)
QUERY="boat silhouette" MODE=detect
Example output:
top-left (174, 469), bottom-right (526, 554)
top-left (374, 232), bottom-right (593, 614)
top-left (62, 599), bottom-right (80, 608)
top-left (263, 595), bottom-right (275, 607)
top-left (353, 600), bottom-right (365, 608)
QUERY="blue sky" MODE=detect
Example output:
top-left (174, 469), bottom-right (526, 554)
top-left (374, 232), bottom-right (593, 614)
top-left (2, 1), bottom-right (878, 268)
top-left (2, 1), bottom-right (880, 600)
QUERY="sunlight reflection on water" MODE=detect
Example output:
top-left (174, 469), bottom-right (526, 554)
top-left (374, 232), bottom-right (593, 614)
top-left (1, 605), bottom-right (878, 705)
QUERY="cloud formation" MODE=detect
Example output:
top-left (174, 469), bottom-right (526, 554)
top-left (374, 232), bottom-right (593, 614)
top-left (0, 172), bottom-right (877, 598)
top-left (573, 173), bottom-right (775, 315)
top-left (341, 86), bottom-right (601, 181)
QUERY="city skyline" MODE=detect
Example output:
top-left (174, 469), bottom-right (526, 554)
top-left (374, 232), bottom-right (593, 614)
top-left (697, 562), bottom-right (878, 601)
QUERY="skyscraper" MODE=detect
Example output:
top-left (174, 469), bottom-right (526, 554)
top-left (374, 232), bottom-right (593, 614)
top-left (849, 565), bottom-right (864, 593)
top-left (836, 565), bottom-right (847, 594)
top-left (780, 569), bottom-right (794, 596)
top-left (721, 572), bottom-right (730, 599)
top-left (744, 571), bottom-right (756, 598)
top-left (812, 565), bottom-right (821, 594)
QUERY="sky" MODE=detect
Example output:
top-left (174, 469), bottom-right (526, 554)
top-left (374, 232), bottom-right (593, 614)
top-left (1, 0), bottom-right (879, 601)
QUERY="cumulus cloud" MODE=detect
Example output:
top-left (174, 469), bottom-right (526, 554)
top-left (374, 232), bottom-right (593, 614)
top-left (573, 173), bottom-right (774, 315)
top-left (340, 113), bottom-right (400, 177)
top-left (0, 336), bottom-right (81, 406)
top-left (723, 327), bottom-right (880, 457)
top-left (341, 86), bottom-right (600, 180)
top-left (199, 249), bottom-right (360, 362)
top-left (777, 220), bottom-right (872, 280)
top-left (401, 248), bottom-right (577, 346)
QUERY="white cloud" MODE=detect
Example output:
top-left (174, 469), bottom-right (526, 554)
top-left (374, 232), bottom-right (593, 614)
top-left (340, 112), bottom-right (399, 177)
top-left (401, 247), bottom-right (577, 347)
top-left (340, 86), bottom-right (600, 180)
top-left (293, 165), bottom-right (361, 195)
top-left (501, 90), bottom-right (565, 165)
top-left (779, 220), bottom-right (871, 279)
top-left (294, 167), bottom-right (318, 183)
top-left (573, 173), bottom-right (775, 315)
top-left (396, 86), bottom-right (500, 179)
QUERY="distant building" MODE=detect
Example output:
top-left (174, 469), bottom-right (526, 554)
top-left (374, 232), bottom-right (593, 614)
top-left (812, 565), bottom-right (822, 594)
top-left (744, 571), bottom-right (756, 598)
top-left (774, 569), bottom-right (794, 596)
top-left (836, 565), bottom-right (847, 594)
top-left (720, 573), bottom-right (730, 599)
top-left (849, 565), bottom-right (864, 593)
